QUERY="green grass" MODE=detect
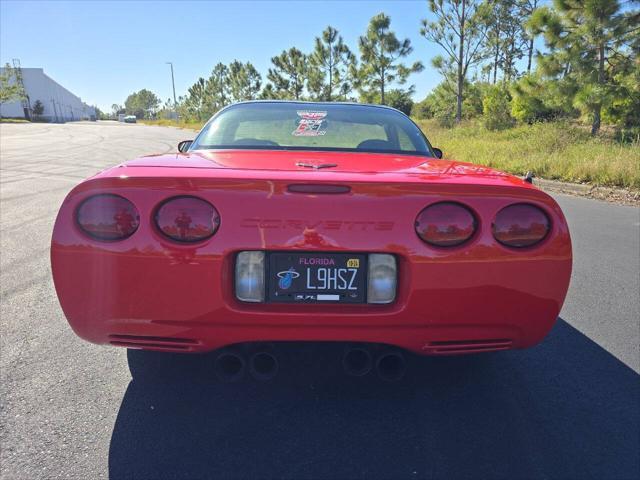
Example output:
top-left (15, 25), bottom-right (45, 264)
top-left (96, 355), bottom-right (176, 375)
top-left (0, 118), bottom-right (30, 123)
top-left (417, 119), bottom-right (640, 189)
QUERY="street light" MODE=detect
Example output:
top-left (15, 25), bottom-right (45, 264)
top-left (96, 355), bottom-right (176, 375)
top-left (166, 62), bottom-right (178, 120)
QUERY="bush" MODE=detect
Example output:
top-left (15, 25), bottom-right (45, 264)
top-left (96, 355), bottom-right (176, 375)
top-left (511, 75), bottom-right (575, 123)
top-left (617, 126), bottom-right (640, 144)
top-left (360, 88), bottom-right (414, 115)
top-left (384, 89), bottom-right (414, 115)
top-left (603, 68), bottom-right (640, 142)
top-left (511, 95), bottom-right (542, 123)
top-left (434, 106), bottom-right (456, 128)
top-left (483, 86), bottom-right (514, 130)
top-left (414, 80), bottom-right (487, 127)
top-left (32, 99), bottom-right (44, 117)
top-left (411, 98), bottom-right (433, 119)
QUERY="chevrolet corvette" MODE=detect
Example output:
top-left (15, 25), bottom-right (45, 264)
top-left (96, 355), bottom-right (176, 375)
top-left (51, 101), bottom-right (572, 380)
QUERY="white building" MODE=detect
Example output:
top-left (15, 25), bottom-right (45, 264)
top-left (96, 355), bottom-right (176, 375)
top-left (0, 67), bottom-right (96, 122)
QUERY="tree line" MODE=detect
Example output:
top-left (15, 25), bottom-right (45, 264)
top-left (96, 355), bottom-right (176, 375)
top-left (419, 0), bottom-right (638, 138)
top-left (112, 0), bottom-right (638, 138)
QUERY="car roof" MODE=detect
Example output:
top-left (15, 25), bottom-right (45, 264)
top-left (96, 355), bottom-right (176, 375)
top-left (227, 100), bottom-right (407, 115)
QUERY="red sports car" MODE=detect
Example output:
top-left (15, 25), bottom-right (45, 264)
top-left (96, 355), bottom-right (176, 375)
top-left (51, 101), bottom-right (572, 380)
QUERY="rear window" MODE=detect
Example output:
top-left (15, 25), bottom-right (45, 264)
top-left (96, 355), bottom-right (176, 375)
top-left (191, 102), bottom-right (432, 156)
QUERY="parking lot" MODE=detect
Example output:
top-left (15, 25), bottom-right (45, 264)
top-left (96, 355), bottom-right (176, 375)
top-left (1, 121), bottom-right (638, 479)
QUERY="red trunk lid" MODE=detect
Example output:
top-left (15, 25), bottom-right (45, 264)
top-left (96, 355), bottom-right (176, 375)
top-left (125, 149), bottom-right (438, 173)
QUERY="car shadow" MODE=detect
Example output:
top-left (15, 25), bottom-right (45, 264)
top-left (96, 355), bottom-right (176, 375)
top-left (108, 319), bottom-right (639, 480)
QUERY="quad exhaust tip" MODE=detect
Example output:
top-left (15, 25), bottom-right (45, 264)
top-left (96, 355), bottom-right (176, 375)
top-left (249, 351), bottom-right (279, 381)
top-left (214, 345), bottom-right (404, 382)
top-left (214, 351), bottom-right (246, 382)
top-left (342, 347), bottom-right (373, 377)
top-left (376, 351), bottom-right (406, 381)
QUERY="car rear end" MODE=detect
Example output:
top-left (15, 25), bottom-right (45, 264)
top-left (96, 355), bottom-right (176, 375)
top-left (51, 166), bottom-right (572, 356)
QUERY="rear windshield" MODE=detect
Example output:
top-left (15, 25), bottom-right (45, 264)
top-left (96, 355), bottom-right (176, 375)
top-left (191, 102), bottom-right (432, 156)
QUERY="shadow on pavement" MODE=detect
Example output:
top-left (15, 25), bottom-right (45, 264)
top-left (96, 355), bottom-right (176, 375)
top-left (109, 319), bottom-right (639, 479)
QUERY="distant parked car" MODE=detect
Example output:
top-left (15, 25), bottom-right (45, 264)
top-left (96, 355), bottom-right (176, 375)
top-left (123, 115), bottom-right (136, 123)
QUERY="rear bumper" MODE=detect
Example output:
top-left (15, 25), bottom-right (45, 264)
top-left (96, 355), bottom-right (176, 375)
top-left (51, 247), bottom-right (570, 356)
top-left (105, 324), bottom-right (522, 356)
top-left (51, 177), bottom-right (572, 356)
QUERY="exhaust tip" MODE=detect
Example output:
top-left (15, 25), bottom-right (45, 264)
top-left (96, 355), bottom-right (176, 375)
top-left (376, 351), bottom-right (406, 381)
top-left (342, 347), bottom-right (373, 377)
top-left (214, 351), bottom-right (245, 382)
top-left (249, 351), bottom-right (279, 381)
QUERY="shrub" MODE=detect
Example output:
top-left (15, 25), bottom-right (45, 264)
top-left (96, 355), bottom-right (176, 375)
top-left (411, 98), bottom-right (433, 119)
top-left (384, 89), bottom-right (414, 115)
top-left (483, 86), bottom-right (514, 130)
top-left (511, 75), bottom-right (576, 123)
top-left (414, 80), bottom-right (487, 127)
top-left (31, 100), bottom-right (44, 120)
top-left (361, 88), bottom-right (414, 115)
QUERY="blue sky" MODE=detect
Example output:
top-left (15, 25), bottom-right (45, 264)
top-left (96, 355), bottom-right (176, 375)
top-left (3, 1), bottom-right (487, 111)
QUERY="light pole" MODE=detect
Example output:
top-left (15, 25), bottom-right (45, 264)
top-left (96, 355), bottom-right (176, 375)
top-left (166, 62), bottom-right (177, 119)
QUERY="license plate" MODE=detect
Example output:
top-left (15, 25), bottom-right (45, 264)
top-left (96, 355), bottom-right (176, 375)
top-left (267, 252), bottom-right (367, 303)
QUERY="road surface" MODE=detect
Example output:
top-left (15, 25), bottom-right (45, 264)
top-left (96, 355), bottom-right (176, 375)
top-left (1, 122), bottom-right (638, 479)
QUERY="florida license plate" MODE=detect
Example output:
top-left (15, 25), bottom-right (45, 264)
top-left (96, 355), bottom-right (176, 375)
top-left (267, 252), bottom-right (367, 303)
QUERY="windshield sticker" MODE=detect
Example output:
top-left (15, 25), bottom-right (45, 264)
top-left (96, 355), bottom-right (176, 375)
top-left (292, 110), bottom-right (327, 136)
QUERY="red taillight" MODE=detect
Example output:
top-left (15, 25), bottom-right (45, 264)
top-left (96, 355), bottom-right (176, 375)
top-left (493, 203), bottom-right (550, 248)
top-left (76, 194), bottom-right (139, 241)
top-left (415, 202), bottom-right (477, 247)
top-left (155, 196), bottom-right (220, 242)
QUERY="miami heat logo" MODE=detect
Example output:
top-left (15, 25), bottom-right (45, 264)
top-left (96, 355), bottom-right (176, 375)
top-left (277, 268), bottom-right (300, 289)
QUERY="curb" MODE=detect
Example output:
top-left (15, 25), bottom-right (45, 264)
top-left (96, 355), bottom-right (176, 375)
top-left (534, 178), bottom-right (640, 206)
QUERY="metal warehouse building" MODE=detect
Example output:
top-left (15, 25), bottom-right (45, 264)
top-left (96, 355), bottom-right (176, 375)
top-left (0, 65), bottom-right (96, 122)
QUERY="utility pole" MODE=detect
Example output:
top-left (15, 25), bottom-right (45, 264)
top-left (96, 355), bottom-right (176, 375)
top-left (166, 62), bottom-right (177, 119)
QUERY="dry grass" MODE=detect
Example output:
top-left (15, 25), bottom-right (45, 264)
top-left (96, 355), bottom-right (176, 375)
top-left (417, 119), bottom-right (640, 189)
top-left (139, 118), bottom-right (205, 131)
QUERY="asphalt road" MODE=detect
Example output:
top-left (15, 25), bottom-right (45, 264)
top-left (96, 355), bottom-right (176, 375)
top-left (1, 121), bottom-right (638, 480)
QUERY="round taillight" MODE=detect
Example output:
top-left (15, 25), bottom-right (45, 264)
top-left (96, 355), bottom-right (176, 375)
top-left (76, 194), bottom-right (139, 241)
top-left (415, 202), bottom-right (477, 247)
top-left (493, 203), bottom-right (550, 248)
top-left (155, 196), bottom-right (220, 242)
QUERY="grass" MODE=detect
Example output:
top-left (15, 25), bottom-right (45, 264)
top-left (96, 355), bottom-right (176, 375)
top-left (0, 118), bottom-right (30, 123)
top-left (139, 118), bottom-right (205, 130)
top-left (417, 119), bottom-right (640, 190)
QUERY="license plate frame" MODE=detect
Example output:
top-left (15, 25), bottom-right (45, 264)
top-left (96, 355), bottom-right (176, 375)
top-left (266, 252), bottom-right (368, 304)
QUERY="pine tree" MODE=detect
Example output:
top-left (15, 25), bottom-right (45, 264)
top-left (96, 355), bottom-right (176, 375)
top-left (357, 13), bottom-right (423, 105)
top-left (519, 0), bottom-right (540, 73)
top-left (205, 63), bottom-right (229, 111)
top-left (493, 0), bottom-right (527, 82)
top-left (308, 26), bottom-right (355, 101)
top-left (185, 78), bottom-right (209, 121)
top-left (228, 61), bottom-right (262, 102)
top-left (421, 0), bottom-right (489, 123)
top-left (267, 48), bottom-right (307, 100)
top-left (484, 0), bottom-right (511, 83)
top-left (258, 83), bottom-right (278, 100)
top-left (529, 0), bottom-right (633, 135)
